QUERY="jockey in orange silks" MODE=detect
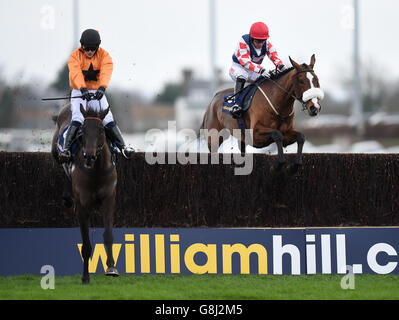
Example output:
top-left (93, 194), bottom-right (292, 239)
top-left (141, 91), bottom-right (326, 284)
top-left (59, 29), bottom-right (134, 163)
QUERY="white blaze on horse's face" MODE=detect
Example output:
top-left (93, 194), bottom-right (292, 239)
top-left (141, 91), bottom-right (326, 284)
top-left (302, 72), bottom-right (324, 111)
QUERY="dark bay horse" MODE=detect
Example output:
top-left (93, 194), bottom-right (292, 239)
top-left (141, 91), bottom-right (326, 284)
top-left (202, 55), bottom-right (324, 174)
top-left (51, 103), bottom-right (118, 284)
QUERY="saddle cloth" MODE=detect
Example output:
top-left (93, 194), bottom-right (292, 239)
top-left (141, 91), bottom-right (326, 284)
top-left (222, 78), bottom-right (266, 117)
top-left (56, 125), bottom-right (80, 156)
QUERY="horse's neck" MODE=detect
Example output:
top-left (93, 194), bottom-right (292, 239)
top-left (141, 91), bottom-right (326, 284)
top-left (265, 70), bottom-right (296, 112)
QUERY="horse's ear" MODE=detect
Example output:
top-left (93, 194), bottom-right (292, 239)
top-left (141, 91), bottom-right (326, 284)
top-left (99, 106), bottom-right (110, 120)
top-left (289, 56), bottom-right (301, 70)
top-left (80, 104), bottom-right (87, 118)
top-left (309, 54), bottom-right (316, 69)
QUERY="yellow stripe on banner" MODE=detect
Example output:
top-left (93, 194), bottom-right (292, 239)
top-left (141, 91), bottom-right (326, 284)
top-left (155, 234), bottom-right (165, 273)
top-left (140, 234), bottom-right (150, 273)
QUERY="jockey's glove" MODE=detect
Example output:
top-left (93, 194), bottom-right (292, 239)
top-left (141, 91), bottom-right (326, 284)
top-left (277, 64), bottom-right (287, 72)
top-left (94, 86), bottom-right (106, 100)
top-left (80, 87), bottom-right (91, 101)
top-left (259, 68), bottom-right (269, 77)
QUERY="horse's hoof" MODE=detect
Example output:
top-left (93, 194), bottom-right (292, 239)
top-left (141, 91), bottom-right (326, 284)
top-left (105, 267), bottom-right (119, 277)
top-left (82, 277), bottom-right (90, 285)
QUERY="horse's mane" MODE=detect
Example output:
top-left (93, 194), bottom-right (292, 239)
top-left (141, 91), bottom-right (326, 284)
top-left (268, 63), bottom-right (312, 80)
top-left (268, 66), bottom-right (295, 80)
top-left (84, 107), bottom-right (102, 117)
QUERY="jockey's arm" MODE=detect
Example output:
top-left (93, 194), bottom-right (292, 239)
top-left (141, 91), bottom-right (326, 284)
top-left (68, 51), bottom-right (86, 90)
top-left (98, 50), bottom-right (113, 89)
top-left (266, 41), bottom-right (283, 67)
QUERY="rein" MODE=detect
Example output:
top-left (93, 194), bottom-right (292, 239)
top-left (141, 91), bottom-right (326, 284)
top-left (257, 86), bottom-right (294, 118)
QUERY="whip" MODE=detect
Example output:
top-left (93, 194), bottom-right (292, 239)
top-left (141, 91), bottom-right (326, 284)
top-left (41, 95), bottom-right (84, 101)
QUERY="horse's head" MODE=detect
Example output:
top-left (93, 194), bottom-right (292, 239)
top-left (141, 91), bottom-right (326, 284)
top-left (79, 104), bottom-right (110, 168)
top-left (289, 54), bottom-right (324, 117)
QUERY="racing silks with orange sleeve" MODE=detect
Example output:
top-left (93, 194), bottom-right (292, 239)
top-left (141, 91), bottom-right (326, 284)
top-left (68, 47), bottom-right (113, 90)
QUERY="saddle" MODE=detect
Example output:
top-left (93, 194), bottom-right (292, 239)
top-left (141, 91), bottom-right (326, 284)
top-left (222, 77), bottom-right (267, 131)
top-left (56, 125), bottom-right (118, 160)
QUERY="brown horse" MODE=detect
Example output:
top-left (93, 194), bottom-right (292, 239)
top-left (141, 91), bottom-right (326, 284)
top-left (51, 103), bottom-right (118, 284)
top-left (202, 54), bottom-right (324, 174)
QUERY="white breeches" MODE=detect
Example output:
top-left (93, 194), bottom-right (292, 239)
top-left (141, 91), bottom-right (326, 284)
top-left (229, 62), bottom-right (261, 83)
top-left (70, 89), bottom-right (114, 125)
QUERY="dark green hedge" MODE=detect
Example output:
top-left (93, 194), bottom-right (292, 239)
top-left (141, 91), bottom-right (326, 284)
top-left (0, 152), bottom-right (398, 228)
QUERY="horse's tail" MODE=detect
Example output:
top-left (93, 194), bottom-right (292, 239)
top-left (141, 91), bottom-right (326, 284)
top-left (51, 114), bottom-right (58, 123)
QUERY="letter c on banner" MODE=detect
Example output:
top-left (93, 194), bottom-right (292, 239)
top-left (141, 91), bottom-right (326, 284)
top-left (367, 243), bottom-right (398, 274)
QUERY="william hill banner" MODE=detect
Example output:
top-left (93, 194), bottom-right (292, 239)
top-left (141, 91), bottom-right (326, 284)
top-left (1, 228), bottom-right (398, 276)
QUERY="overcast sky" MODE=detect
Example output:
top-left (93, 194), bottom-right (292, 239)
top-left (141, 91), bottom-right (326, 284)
top-left (1, 0), bottom-right (398, 100)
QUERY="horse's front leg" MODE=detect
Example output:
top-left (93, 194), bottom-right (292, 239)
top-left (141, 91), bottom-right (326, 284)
top-left (77, 204), bottom-right (92, 284)
top-left (270, 129), bottom-right (286, 172)
top-left (283, 129), bottom-right (306, 175)
top-left (101, 194), bottom-right (119, 277)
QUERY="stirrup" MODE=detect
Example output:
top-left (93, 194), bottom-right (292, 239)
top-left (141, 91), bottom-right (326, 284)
top-left (230, 105), bottom-right (243, 119)
top-left (121, 146), bottom-right (134, 159)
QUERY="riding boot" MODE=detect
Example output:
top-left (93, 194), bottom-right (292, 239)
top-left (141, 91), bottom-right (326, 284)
top-left (230, 77), bottom-right (246, 118)
top-left (105, 122), bottom-right (135, 159)
top-left (59, 121), bottom-right (80, 163)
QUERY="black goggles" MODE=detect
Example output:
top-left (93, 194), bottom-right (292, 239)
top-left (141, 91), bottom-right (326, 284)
top-left (83, 46), bottom-right (98, 52)
top-left (253, 39), bottom-right (266, 44)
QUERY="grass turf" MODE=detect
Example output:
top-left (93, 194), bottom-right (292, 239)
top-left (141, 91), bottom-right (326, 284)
top-left (0, 274), bottom-right (398, 300)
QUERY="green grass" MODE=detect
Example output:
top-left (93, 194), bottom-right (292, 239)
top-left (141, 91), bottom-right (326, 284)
top-left (0, 274), bottom-right (398, 300)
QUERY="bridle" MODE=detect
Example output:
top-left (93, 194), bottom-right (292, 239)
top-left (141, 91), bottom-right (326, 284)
top-left (76, 99), bottom-right (115, 176)
top-left (82, 116), bottom-right (106, 158)
top-left (76, 117), bottom-right (115, 177)
top-left (263, 68), bottom-right (316, 112)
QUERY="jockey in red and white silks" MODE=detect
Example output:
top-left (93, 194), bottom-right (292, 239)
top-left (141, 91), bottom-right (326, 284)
top-left (230, 37), bottom-right (284, 81)
top-left (228, 22), bottom-right (286, 118)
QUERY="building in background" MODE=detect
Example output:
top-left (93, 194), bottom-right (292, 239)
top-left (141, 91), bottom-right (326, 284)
top-left (175, 69), bottom-right (231, 130)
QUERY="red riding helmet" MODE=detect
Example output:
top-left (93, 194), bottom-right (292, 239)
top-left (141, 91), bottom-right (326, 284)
top-left (249, 22), bottom-right (269, 40)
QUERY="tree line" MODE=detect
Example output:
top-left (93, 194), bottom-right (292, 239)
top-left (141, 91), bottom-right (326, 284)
top-left (0, 61), bottom-right (398, 129)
